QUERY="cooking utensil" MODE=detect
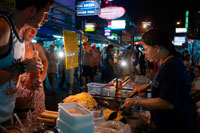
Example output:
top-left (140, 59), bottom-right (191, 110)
top-left (107, 111), bottom-right (117, 120)
top-left (100, 108), bottom-right (104, 117)
top-left (120, 87), bottom-right (150, 116)
top-left (94, 96), bottom-right (120, 111)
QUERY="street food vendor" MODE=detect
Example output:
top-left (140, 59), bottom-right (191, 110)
top-left (122, 29), bottom-right (195, 133)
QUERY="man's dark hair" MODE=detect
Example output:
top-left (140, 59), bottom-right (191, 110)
top-left (15, 0), bottom-right (54, 11)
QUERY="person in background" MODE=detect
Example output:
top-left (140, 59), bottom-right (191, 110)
top-left (81, 42), bottom-right (92, 89)
top-left (191, 66), bottom-right (200, 94)
top-left (37, 39), bottom-right (48, 89)
top-left (0, 0), bottom-right (53, 125)
top-left (183, 54), bottom-right (192, 72)
top-left (103, 45), bottom-right (115, 83)
top-left (139, 50), bottom-right (147, 76)
top-left (90, 46), bottom-right (99, 82)
top-left (122, 29), bottom-right (195, 133)
top-left (100, 47), bottom-right (107, 83)
top-left (16, 27), bottom-right (48, 121)
top-left (47, 45), bottom-right (58, 94)
top-left (58, 45), bottom-right (66, 89)
top-left (96, 47), bottom-right (101, 73)
top-left (134, 46), bottom-right (140, 71)
top-left (66, 68), bottom-right (75, 94)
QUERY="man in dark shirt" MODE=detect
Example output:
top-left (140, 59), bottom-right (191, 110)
top-left (103, 45), bottom-right (115, 83)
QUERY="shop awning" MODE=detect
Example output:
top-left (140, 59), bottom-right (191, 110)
top-left (85, 33), bottom-right (123, 48)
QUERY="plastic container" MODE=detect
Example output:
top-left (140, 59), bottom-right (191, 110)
top-left (134, 76), bottom-right (151, 85)
top-left (58, 103), bottom-right (93, 128)
top-left (102, 86), bottom-right (116, 97)
top-left (57, 118), bottom-right (94, 133)
top-left (121, 90), bottom-right (132, 98)
top-left (87, 82), bottom-right (107, 95)
top-left (92, 111), bottom-right (105, 123)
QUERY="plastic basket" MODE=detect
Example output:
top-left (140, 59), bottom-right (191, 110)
top-left (92, 111), bottom-right (105, 123)
top-left (101, 86), bottom-right (116, 97)
top-left (58, 103), bottom-right (93, 128)
top-left (57, 118), bottom-right (94, 133)
top-left (87, 82), bottom-right (107, 95)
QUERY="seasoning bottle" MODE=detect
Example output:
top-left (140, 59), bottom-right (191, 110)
top-left (116, 79), bottom-right (122, 102)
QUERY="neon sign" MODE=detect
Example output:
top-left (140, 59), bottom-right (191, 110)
top-left (98, 6), bottom-right (125, 20)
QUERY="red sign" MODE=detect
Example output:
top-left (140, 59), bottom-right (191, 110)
top-left (134, 41), bottom-right (142, 45)
top-left (98, 6), bottom-right (125, 20)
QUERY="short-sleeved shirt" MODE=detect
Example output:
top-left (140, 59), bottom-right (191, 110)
top-left (103, 52), bottom-right (114, 72)
top-left (192, 77), bottom-right (200, 91)
top-left (151, 56), bottom-right (195, 133)
top-left (82, 49), bottom-right (91, 66)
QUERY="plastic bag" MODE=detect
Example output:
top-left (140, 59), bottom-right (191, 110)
top-left (94, 120), bottom-right (131, 133)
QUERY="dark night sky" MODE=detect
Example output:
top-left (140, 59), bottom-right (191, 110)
top-left (108, 0), bottom-right (199, 34)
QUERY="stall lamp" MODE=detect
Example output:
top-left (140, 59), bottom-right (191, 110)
top-left (58, 51), bottom-right (64, 58)
top-left (120, 60), bottom-right (127, 67)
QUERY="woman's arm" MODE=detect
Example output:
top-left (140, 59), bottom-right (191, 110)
top-left (37, 44), bottom-right (48, 81)
top-left (137, 98), bottom-right (174, 110)
top-left (123, 97), bottom-right (174, 110)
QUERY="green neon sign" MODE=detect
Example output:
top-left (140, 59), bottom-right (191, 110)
top-left (185, 10), bottom-right (189, 29)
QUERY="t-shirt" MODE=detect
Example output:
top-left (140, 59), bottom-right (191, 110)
top-left (151, 56), bottom-right (195, 133)
top-left (82, 49), bottom-right (91, 66)
top-left (103, 52), bottom-right (114, 72)
top-left (192, 77), bottom-right (200, 91)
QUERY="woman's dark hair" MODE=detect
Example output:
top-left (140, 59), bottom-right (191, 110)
top-left (142, 29), bottom-right (181, 57)
top-left (15, 0), bottom-right (54, 12)
top-left (106, 45), bottom-right (114, 52)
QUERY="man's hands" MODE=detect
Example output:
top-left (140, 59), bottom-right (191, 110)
top-left (23, 58), bottom-right (43, 73)
top-left (22, 58), bottom-right (43, 90)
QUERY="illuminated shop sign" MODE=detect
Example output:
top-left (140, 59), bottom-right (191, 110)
top-left (104, 27), bottom-right (112, 36)
top-left (77, 1), bottom-right (100, 16)
top-left (84, 23), bottom-right (96, 32)
top-left (175, 28), bottom-right (187, 33)
top-left (107, 33), bottom-right (118, 40)
top-left (110, 20), bottom-right (126, 30)
top-left (174, 36), bottom-right (186, 46)
top-left (134, 41), bottom-right (142, 45)
top-left (98, 6), bottom-right (125, 20)
top-left (134, 36), bottom-right (142, 41)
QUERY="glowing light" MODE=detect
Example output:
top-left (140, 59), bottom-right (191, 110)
top-left (176, 21), bottom-right (181, 25)
top-left (98, 6), bottom-right (125, 20)
top-left (58, 51), bottom-right (64, 58)
top-left (120, 60), bottom-right (127, 67)
top-left (143, 24), bottom-right (147, 28)
top-left (53, 35), bottom-right (64, 39)
top-left (32, 39), bottom-right (37, 43)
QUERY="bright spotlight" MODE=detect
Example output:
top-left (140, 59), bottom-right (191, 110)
top-left (58, 51), bottom-right (64, 58)
top-left (120, 60), bottom-right (127, 67)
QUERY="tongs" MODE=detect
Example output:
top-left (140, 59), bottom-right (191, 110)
top-left (108, 87), bottom-right (149, 120)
